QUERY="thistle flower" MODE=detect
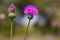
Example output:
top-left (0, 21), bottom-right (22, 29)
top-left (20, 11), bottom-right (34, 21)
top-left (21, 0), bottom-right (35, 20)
top-left (8, 4), bottom-right (16, 12)
top-left (8, 4), bottom-right (16, 40)
top-left (24, 5), bottom-right (38, 15)
top-left (8, 4), bottom-right (16, 19)
top-left (24, 5), bottom-right (39, 40)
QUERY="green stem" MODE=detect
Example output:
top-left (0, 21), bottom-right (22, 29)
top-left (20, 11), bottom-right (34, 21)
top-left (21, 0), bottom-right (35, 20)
top-left (10, 21), bottom-right (13, 40)
top-left (24, 19), bottom-right (31, 40)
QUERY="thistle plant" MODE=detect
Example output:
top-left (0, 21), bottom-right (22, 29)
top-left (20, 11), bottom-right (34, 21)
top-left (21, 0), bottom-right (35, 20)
top-left (24, 5), bottom-right (38, 40)
top-left (8, 4), bottom-right (16, 40)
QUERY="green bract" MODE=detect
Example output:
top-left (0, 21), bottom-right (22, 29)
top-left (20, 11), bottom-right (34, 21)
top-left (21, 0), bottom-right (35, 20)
top-left (28, 14), bottom-right (33, 20)
top-left (8, 12), bottom-right (16, 19)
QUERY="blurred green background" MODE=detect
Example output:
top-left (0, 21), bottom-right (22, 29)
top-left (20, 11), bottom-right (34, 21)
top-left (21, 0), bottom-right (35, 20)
top-left (0, 0), bottom-right (60, 40)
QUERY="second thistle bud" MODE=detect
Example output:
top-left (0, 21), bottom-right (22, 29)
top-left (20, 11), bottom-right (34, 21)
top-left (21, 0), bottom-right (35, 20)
top-left (28, 14), bottom-right (33, 20)
top-left (8, 12), bottom-right (16, 20)
top-left (8, 4), bottom-right (16, 21)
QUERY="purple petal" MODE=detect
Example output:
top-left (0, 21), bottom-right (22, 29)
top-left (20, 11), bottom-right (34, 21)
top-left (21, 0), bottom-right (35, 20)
top-left (24, 5), bottom-right (38, 15)
top-left (8, 4), bottom-right (16, 12)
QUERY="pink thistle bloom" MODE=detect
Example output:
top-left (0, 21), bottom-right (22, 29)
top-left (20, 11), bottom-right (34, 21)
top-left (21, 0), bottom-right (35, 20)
top-left (8, 4), bottom-right (16, 12)
top-left (24, 5), bottom-right (39, 15)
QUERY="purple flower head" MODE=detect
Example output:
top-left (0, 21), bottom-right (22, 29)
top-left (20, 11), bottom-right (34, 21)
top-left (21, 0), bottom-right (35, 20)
top-left (24, 5), bottom-right (39, 15)
top-left (8, 4), bottom-right (16, 12)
